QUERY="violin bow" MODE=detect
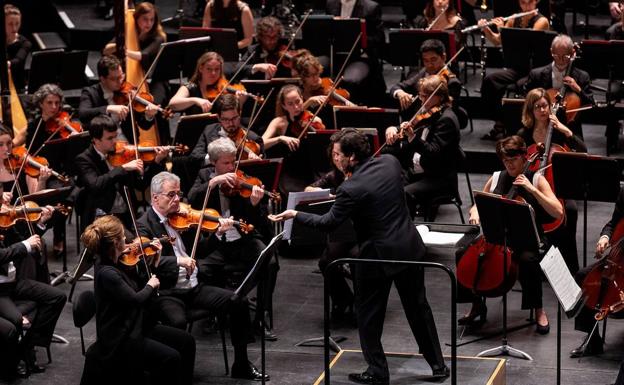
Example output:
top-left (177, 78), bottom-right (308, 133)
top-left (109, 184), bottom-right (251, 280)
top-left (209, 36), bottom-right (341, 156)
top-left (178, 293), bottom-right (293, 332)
top-left (372, 81), bottom-right (444, 157)
top-left (122, 186), bottom-right (156, 284)
top-left (187, 176), bottom-right (214, 279)
top-left (273, 10), bottom-right (312, 69)
top-left (33, 112), bottom-right (78, 157)
top-left (208, 51), bottom-right (258, 106)
top-left (233, 88), bottom-right (275, 172)
top-left (332, 32), bottom-right (362, 92)
top-left (296, 76), bottom-right (345, 141)
top-left (4, 150), bottom-right (36, 237)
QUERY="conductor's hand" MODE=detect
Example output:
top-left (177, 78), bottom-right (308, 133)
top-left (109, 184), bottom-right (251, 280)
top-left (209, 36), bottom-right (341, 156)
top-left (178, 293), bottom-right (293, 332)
top-left (596, 235), bottom-right (610, 256)
top-left (268, 209), bottom-right (297, 222)
top-left (147, 275), bottom-right (160, 289)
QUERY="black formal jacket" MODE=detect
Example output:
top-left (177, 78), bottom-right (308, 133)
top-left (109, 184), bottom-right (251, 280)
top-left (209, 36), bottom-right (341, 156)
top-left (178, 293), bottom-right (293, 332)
top-left (0, 240), bottom-right (28, 295)
top-left (296, 154), bottom-right (425, 279)
top-left (78, 83), bottom-right (153, 143)
top-left (189, 123), bottom-right (264, 165)
top-left (75, 144), bottom-right (162, 229)
top-left (325, 0), bottom-right (383, 61)
top-left (136, 206), bottom-right (219, 292)
top-left (523, 63), bottom-right (594, 106)
top-left (601, 188), bottom-right (624, 239)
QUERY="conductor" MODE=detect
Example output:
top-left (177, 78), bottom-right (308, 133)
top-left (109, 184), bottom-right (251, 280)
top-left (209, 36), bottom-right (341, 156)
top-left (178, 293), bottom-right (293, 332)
top-left (269, 129), bottom-right (449, 384)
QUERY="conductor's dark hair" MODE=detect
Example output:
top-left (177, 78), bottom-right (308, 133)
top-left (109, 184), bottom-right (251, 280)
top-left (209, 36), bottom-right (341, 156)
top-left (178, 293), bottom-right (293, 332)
top-left (89, 114), bottom-right (117, 140)
top-left (334, 128), bottom-right (370, 161)
top-left (420, 39), bottom-right (446, 57)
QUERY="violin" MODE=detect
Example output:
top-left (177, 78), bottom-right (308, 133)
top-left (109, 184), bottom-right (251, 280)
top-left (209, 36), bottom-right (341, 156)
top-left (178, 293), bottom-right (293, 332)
top-left (107, 141), bottom-right (189, 167)
top-left (167, 202), bottom-right (254, 234)
top-left (45, 111), bottom-right (83, 138)
top-left (203, 77), bottom-right (265, 104)
top-left (229, 129), bottom-right (262, 160)
top-left (113, 81), bottom-right (173, 119)
top-left (0, 201), bottom-right (69, 229)
top-left (5, 146), bottom-right (70, 183)
top-left (291, 110), bottom-right (326, 138)
top-left (264, 44), bottom-right (298, 69)
top-left (312, 78), bottom-right (352, 107)
top-left (120, 235), bottom-right (174, 267)
top-left (221, 170), bottom-right (281, 201)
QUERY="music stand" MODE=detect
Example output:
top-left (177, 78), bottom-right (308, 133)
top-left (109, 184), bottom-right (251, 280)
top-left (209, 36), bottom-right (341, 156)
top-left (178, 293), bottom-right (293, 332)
top-left (500, 28), bottom-right (557, 74)
top-left (500, 98), bottom-right (525, 136)
top-left (551, 152), bottom-right (620, 267)
top-left (150, 36), bottom-right (212, 82)
top-left (474, 191), bottom-right (540, 360)
top-left (577, 40), bottom-right (624, 102)
top-left (333, 106), bottom-right (400, 145)
top-left (301, 15), bottom-right (364, 77)
top-left (27, 49), bottom-right (88, 92)
top-left (237, 158), bottom-right (284, 193)
top-left (179, 27), bottom-right (239, 62)
top-left (385, 29), bottom-right (456, 70)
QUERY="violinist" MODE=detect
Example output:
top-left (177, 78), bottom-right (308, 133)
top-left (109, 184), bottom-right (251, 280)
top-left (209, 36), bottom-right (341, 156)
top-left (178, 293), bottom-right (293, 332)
top-left (79, 215), bottom-right (196, 385)
top-left (608, 1), bottom-right (624, 39)
top-left (479, 0), bottom-right (550, 141)
top-left (187, 138), bottom-right (279, 340)
top-left (384, 75), bottom-right (461, 219)
top-left (517, 88), bottom-right (585, 274)
top-left (4, 4), bottom-right (31, 92)
top-left (262, 84), bottom-right (320, 193)
top-left (388, 39), bottom-right (463, 121)
top-left (202, 0), bottom-right (254, 51)
top-left (78, 55), bottom-right (159, 144)
top-left (522, 35), bottom-right (594, 139)
top-left (239, 16), bottom-right (291, 80)
top-left (136, 172), bottom-right (270, 381)
top-left (75, 114), bottom-right (167, 232)
top-left (461, 136), bottom-right (563, 334)
top-left (168, 51), bottom-right (247, 116)
top-left (189, 93), bottom-right (263, 166)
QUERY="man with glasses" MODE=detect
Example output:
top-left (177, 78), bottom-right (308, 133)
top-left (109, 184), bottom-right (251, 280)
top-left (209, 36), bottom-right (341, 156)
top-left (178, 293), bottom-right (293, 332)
top-left (522, 34), bottom-right (593, 139)
top-left (136, 171), bottom-right (270, 381)
top-left (190, 93), bottom-right (264, 165)
top-left (78, 55), bottom-right (159, 144)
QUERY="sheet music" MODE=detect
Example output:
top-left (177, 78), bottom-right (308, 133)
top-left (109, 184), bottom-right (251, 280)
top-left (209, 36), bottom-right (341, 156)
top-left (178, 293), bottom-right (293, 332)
top-left (415, 225), bottom-right (465, 247)
top-left (284, 189), bottom-right (331, 240)
top-left (540, 246), bottom-right (583, 313)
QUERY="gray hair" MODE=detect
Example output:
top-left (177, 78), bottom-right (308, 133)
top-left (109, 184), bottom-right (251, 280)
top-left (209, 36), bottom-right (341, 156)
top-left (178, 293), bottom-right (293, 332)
top-left (33, 83), bottom-right (63, 106)
top-left (551, 34), bottom-right (574, 52)
top-left (207, 137), bottom-right (236, 163)
top-left (150, 171), bottom-right (180, 195)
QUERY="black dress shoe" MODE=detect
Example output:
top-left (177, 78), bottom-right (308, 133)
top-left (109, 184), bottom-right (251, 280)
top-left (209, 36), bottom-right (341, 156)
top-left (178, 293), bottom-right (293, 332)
top-left (570, 335), bottom-right (603, 358)
top-left (535, 321), bottom-right (550, 335)
top-left (347, 372), bottom-right (389, 385)
top-left (431, 365), bottom-right (450, 379)
top-left (458, 303), bottom-right (487, 327)
top-left (231, 361), bottom-right (270, 381)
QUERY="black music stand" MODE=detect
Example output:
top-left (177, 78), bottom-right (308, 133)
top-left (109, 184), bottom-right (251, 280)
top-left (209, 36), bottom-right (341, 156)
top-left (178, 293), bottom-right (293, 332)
top-left (301, 15), bottom-right (363, 77)
top-left (500, 28), bottom-right (557, 74)
top-left (27, 49), bottom-right (88, 92)
top-left (473, 191), bottom-right (540, 360)
top-left (500, 98), bottom-right (525, 136)
top-left (577, 40), bottom-right (624, 103)
top-left (333, 106), bottom-right (400, 145)
top-left (150, 36), bottom-right (212, 82)
top-left (385, 29), bottom-right (456, 74)
top-left (179, 27), bottom-right (239, 62)
top-left (237, 158), bottom-right (284, 193)
top-left (551, 152), bottom-right (620, 268)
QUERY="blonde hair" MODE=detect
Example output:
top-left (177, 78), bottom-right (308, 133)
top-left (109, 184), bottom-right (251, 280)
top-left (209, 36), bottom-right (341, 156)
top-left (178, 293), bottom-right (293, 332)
top-left (81, 215), bottom-right (125, 259)
top-left (522, 88), bottom-right (551, 129)
top-left (189, 51), bottom-right (223, 85)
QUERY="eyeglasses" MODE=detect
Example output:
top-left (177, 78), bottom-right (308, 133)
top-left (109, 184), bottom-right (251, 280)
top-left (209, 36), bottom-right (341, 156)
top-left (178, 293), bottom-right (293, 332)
top-left (219, 115), bottom-right (240, 124)
top-left (551, 53), bottom-right (572, 60)
top-left (160, 191), bottom-right (183, 199)
top-left (534, 102), bottom-right (550, 110)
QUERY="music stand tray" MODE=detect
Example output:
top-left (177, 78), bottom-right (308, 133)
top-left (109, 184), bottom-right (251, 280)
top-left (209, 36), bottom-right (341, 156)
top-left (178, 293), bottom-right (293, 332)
top-left (179, 27), bottom-right (238, 62)
top-left (333, 106), bottom-right (399, 145)
top-left (301, 15), bottom-right (363, 56)
top-left (500, 28), bottom-right (557, 73)
top-left (150, 37), bottom-right (212, 81)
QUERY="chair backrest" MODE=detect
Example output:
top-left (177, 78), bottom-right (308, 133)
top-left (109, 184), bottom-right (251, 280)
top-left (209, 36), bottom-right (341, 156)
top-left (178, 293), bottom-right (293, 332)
top-left (73, 290), bottom-right (95, 328)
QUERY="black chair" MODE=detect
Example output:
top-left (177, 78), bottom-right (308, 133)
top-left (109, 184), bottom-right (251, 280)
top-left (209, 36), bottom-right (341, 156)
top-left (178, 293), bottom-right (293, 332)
top-left (72, 290), bottom-right (96, 356)
top-left (186, 308), bottom-right (229, 375)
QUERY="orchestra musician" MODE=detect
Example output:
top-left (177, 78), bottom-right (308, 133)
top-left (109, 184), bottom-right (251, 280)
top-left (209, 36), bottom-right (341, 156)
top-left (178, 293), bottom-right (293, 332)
top-left (517, 88), bottom-right (586, 274)
top-left (4, 4), bottom-right (30, 92)
top-left (408, 0), bottom-right (466, 46)
top-left (74, 114), bottom-right (167, 232)
top-left (239, 16), bottom-right (291, 80)
top-left (461, 135), bottom-right (563, 334)
top-left (187, 138), bottom-right (278, 340)
top-left (479, 0), bottom-right (550, 141)
top-left (79, 215), bottom-right (196, 385)
top-left (0, 181), bottom-right (64, 380)
top-left (168, 51), bottom-right (247, 116)
top-left (608, 1), bottom-right (624, 39)
top-left (385, 75), bottom-right (461, 219)
top-left (202, 0), bottom-right (254, 51)
top-left (262, 84), bottom-right (322, 193)
top-left (189, 93), bottom-right (263, 166)
top-left (135, 171), bottom-right (270, 381)
top-left (269, 128), bottom-right (450, 384)
top-left (78, 55), bottom-right (159, 144)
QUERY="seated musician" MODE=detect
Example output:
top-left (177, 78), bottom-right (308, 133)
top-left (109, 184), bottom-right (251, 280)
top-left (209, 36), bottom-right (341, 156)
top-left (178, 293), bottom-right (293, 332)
top-left (408, 0), bottom-right (466, 46)
top-left (78, 55), bottom-right (159, 144)
top-left (202, 0), bottom-right (254, 51)
top-left (75, 114), bottom-right (168, 232)
top-left (569, 187), bottom-right (624, 358)
top-left (262, 84), bottom-right (322, 193)
top-left (517, 88), bottom-right (585, 274)
top-left (135, 171), bottom-right (270, 380)
top-left (239, 16), bottom-right (291, 80)
top-left (608, 1), bottom-right (624, 39)
top-left (384, 75), bottom-right (461, 219)
top-left (187, 138), bottom-right (278, 340)
top-left (4, 4), bottom-right (31, 92)
top-left (522, 34), bottom-right (593, 139)
top-left (79, 215), bottom-right (196, 385)
top-left (169, 51), bottom-right (247, 116)
top-left (479, 0), bottom-right (550, 140)
top-left (388, 39), bottom-right (463, 122)
top-left (0, 183), bottom-right (65, 380)
top-left (189, 93), bottom-right (263, 166)
top-left (460, 135), bottom-right (563, 334)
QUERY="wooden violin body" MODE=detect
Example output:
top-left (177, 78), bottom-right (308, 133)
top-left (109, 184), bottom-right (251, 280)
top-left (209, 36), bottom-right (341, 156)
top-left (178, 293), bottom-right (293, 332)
top-left (113, 81), bottom-right (173, 119)
top-left (120, 235), bottom-right (173, 267)
top-left (167, 202), bottom-right (254, 234)
top-left (5, 146), bottom-right (69, 183)
top-left (203, 77), bottom-right (264, 103)
top-left (45, 111), bottom-right (83, 138)
top-left (0, 201), bottom-right (69, 228)
top-left (107, 140), bottom-right (189, 167)
top-left (221, 170), bottom-right (280, 201)
top-left (229, 130), bottom-right (261, 160)
top-left (291, 110), bottom-right (326, 137)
